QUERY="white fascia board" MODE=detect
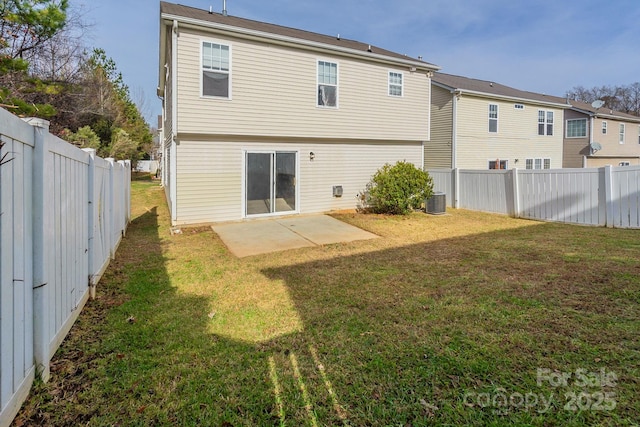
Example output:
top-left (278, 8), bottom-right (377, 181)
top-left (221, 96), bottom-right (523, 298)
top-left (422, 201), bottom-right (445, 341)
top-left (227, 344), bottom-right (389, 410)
top-left (161, 13), bottom-right (440, 72)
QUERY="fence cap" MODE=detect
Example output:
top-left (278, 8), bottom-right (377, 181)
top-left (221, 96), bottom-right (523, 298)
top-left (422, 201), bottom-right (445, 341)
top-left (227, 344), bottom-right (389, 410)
top-left (22, 117), bottom-right (50, 131)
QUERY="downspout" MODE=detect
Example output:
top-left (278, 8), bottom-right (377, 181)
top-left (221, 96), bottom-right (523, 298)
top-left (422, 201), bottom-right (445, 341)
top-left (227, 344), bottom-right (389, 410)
top-left (170, 19), bottom-right (178, 224)
top-left (589, 115), bottom-right (594, 153)
top-left (451, 90), bottom-right (459, 169)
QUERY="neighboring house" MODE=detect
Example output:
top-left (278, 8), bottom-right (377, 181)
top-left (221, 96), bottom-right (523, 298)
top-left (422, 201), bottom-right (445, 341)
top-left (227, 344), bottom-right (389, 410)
top-left (158, 2), bottom-right (438, 225)
top-left (427, 73), bottom-right (569, 170)
top-left (563, 100), bottom-right (640, 168)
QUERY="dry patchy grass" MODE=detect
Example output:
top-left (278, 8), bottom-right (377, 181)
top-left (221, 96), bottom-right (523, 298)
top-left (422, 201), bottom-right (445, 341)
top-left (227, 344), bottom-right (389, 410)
top-left (15, 179), bottom-right (640, 426)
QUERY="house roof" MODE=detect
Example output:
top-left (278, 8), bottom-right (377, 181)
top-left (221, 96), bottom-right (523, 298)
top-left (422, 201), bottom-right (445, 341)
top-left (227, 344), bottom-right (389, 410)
top-left (567, 99), bottom-right (640, 123)
top-left (432, 72), bottom-right (570, 108)
top-left (159, 2), bottom-right (438, 73)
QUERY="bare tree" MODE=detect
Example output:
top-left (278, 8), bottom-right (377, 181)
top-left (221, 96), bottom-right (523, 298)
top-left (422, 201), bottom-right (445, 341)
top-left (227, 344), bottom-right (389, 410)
top-left (567, 83), bottom-right (640, 116)
top-left (25, 3), bottom-right (92, 83)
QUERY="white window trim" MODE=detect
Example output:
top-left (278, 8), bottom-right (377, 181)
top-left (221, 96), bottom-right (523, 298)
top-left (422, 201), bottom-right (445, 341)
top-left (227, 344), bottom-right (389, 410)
top-left (566, 118), bottom-right (587, 138)
top-left (525, 157), bottom-right (552, 170)
top-left (619, 123), bottom-right (625, 144)
top-left (200, 38), bottom-right (232, 100)
top-left (316, 59), bottom-right (339, 109)
top-left (388, 70), bottom-right (403, 97)
top-left (538, 110), bottom-right (554, 136)
top-left (489, 104), bottom-right (498, 133)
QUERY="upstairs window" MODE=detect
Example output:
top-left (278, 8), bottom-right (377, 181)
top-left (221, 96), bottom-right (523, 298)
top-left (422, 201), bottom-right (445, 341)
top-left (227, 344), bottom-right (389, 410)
top-left (619, 123), bottom-right (625, 144)
top-left (388, 71), bottom-right (403, 96)
top-left (489, 104), bottom-right (498, 133)
top-left (538, 110), bottom-right (554, 136)
top-left (202, 41), bottom-right (230, 98)
top-left (619, 162), bottom-right (630, 166)
top-left (514, 104), bottom-right (525, 110)
top-left (602, 121), bottom-right (607, 134)
top-left (318, 60), bottom-right (338, 107)
top-left (566, 118), bottom-right (587, 138)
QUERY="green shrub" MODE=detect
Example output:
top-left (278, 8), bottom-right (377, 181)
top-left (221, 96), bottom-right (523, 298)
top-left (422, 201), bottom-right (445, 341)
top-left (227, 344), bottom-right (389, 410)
top-left (364, 161), bottom-right (434, 215)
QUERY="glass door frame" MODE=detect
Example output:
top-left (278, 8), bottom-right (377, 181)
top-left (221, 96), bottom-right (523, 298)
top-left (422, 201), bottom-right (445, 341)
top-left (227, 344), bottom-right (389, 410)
top-left (242, 149), bottom-right (299, 218)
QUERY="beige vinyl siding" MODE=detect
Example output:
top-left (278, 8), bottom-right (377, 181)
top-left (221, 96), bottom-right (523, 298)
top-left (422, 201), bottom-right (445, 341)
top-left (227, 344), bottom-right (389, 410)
top-left (592, 117), bottom-right (640, 157)
top-left (455, 96), bottom-right (564, 169)
top-left (586, 157), bottom-right (640, 167)
top-left (175, 28), bottom-right (430, 141)
top-left (174, 139), bottom-right (422, 224)
top-left (425, 85), bottom-right (453, 168)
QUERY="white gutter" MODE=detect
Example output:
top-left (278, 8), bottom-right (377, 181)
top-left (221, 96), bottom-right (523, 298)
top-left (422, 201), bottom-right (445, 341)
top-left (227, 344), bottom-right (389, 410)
top-left (161, 13), bottom-right (439, 72)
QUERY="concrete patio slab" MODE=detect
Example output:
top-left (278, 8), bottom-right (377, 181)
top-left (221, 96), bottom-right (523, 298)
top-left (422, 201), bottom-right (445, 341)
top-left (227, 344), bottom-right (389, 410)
top-left (211, 215), bottom-right (378, 258)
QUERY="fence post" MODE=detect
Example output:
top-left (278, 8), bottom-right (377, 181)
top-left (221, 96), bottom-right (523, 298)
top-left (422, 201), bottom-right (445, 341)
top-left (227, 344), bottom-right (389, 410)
top-left (453, 168), bottom-right (460, 208)
top-left (106, 158), bottom-right (115, 259)
top-left (28, 118), bottom-right (51, 382)
top-left (82, 149), bottom-right (97, 299)
top-left (511, 168), bottom-right (520, 218)
top-left (124, 160), bottom-right (131, 225)
top-left (603, 165), bottom-right (614, 228)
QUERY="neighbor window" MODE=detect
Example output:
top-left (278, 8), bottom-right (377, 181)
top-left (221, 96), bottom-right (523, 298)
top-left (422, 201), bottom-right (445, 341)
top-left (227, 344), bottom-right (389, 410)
top-left (489, 104), bottom-right (498, 133)
top-left (318, 60), bottom-right (338, 107)
top-left (619, 123), bottom-right (625, 144)
top-left (525, 158), bottom-right (551, 170)
top-left (619, 162), bottom-right (630, 166)
top-left (602, 121), bottom-right (607, 134)
top-left (202, 41), bottom-right (230, 98)
top-left (566, 118), bottom-right (587, 138)
top-left (488, 159), bottom-right (508, 169)
top-left (388, 71), bottom-right (403, 96)
top-left (514, 104), bottom-right (524, 110)
top-left (538, 110), bottom-right (554, 136)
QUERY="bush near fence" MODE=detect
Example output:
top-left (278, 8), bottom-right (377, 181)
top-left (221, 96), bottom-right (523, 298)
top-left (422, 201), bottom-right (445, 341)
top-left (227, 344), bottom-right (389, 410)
top-left (428, 167), bottom-right (640, 229)
top-left (0, 107), bottom-right (131, 427)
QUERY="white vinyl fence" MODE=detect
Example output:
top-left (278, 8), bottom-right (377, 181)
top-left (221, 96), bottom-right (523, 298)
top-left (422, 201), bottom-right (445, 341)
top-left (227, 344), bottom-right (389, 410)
top-left (0, 107), bottom-right (130, 427)
top-left (428, 166), bottom-right (640, 228)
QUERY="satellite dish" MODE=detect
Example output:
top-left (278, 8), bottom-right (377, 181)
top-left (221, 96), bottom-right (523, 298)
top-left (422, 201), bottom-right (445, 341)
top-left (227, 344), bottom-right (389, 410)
top-left (590, 142), bottom-right (602, 153)
top-left (591, 100), bottom-right (605, 109)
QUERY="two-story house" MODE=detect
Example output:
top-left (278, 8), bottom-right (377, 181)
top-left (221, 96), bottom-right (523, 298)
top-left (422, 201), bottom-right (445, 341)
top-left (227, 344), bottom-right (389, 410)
top-left (563, 99), bottom-right (640, 168)
top-left (158, 2), bottom-right (439, 225)
top-left (426, 73), bottom-right (569, 170)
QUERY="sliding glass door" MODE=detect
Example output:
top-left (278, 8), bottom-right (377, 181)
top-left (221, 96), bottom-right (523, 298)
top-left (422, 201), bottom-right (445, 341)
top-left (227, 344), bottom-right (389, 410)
top-left (246, 151), bottom-right (296, 216)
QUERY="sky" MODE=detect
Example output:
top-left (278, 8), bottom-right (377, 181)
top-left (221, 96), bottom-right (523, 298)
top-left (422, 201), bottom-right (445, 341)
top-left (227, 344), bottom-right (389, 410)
top-left (77, 0), bottom-right (640, 124)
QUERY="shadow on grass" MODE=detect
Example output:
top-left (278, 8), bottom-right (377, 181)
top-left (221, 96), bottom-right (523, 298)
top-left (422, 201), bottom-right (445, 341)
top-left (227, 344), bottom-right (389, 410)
top-left (261, 223), bottom-right (640, 425)
top-left (15, 204), bottom-right (280, 426)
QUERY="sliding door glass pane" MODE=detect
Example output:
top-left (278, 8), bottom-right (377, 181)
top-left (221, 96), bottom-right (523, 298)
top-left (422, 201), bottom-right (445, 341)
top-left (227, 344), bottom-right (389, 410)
top-left (246, 153), bottom-right (272, 215)
top-left (275, 152), bottom-right (296, 212)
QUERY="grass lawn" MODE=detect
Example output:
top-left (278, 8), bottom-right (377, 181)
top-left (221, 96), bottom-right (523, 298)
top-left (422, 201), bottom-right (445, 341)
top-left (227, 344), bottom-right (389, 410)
top-left (15, 177), bottom-right (639, 426)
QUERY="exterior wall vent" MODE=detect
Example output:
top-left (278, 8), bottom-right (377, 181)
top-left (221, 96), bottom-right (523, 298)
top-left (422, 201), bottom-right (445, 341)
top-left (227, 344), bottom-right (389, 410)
top-left (333, 185), bottom-right (343, 197)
